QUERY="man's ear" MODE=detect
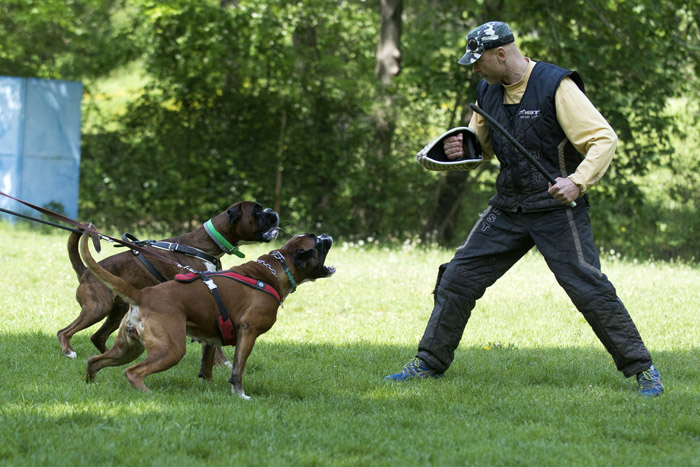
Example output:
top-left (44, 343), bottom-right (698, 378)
top-left (496, 47), bottom-right (507, 62)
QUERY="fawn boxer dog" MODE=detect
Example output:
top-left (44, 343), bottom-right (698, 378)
top-left (57, 201), bottom-right (280, 359)
top-left (80, 231), bottom-right (335, 399)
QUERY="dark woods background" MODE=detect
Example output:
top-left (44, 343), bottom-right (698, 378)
top-left (2, 0), bottom-right (699, 261)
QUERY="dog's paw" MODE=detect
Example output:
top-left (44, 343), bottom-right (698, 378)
top-left (232, 386), bottom-right (251, 400)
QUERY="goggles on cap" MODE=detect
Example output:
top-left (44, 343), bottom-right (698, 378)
top-left (467, 37), bottom-right (483, 54)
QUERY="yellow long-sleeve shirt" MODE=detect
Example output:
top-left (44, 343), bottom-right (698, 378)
top-left (469, 59), bottom-right (617, 195)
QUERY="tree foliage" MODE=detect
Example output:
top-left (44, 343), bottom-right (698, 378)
top-left (0, 0), bottom-right (140, 79)
top-left (2, 0), bottom-right (699, 260)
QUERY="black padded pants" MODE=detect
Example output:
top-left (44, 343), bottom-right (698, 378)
top-left (417, 204), bottom-right (652, 378)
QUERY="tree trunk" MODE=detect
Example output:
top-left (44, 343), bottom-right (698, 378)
top-left (423, 2), bottom-right (503, 244)
top-left (368, 0), bottom-right (402, 234)
top-left (374, 0), bottom-right (402, 162)
top-left (274, 110), bottom-right (287, 216)
top-left (376, 0), bottom-right (402, 87)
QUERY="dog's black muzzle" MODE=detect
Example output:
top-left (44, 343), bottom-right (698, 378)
top-left (315, 234), bottom-right (335, 277)
top-left (259, 208), bottom-right (281, 242)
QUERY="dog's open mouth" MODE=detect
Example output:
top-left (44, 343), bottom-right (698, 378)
top-left (317, 234), bottom-right (336, 277)
top-left (262, 226), bottom-right (281, 242)
top-left (321, 264), bottom-right (336, 277)
top-left (258, 208), bottom-right (280, 242)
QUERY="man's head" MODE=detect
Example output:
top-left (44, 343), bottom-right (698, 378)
top-left (458, 21), bottom-right (514, 66)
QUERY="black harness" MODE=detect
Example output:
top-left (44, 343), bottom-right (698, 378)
top-left (121, 233), bottom-right (222, 282)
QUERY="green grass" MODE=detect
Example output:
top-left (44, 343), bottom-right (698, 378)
top-left (1, 222), bottom-right (699, 466)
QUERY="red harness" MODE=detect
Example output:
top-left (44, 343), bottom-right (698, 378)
top-left (175, 271), bottom-right (280, 346)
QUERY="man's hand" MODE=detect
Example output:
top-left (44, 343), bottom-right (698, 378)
top-left (548, 177), bottom-right (580, 205)
top-left (443, 133), bottom-right (464, 160)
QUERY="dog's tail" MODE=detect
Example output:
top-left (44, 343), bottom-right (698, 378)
top-left (67, 230), bottom-right (88, 280)
top-left (79, 231), bottom-right (143, 305)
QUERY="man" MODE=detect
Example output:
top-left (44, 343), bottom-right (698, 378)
top-left (385, 21), bottom-right (664, 397)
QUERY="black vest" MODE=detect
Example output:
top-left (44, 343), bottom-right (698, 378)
top-left (476, 62), bottom-right (588, 211)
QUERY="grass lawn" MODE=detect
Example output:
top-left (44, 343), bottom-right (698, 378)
top-left (1, 222), bottom-right (699, 466)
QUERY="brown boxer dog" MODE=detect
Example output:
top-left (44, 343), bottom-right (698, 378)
top-left (80, 231), bottom-right (335, 399)
top-left (57, 201), bottom-right (280, 360)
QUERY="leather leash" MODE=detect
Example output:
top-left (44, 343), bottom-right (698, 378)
top-left (0, 190), bottom-right (200, 274)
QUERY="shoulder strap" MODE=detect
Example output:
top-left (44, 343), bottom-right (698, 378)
top-left (121, 233), bottom-right (168, 283)
top-left (150, 241), bottom-right (222, 271)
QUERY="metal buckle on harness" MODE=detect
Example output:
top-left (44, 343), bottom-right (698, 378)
top-left (203, 278), bottom-right (218, 291)
top-left (151, 241), bottom-right (176, 252)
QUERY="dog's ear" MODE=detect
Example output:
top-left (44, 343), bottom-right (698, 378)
top-left (293, 248), bottom-right (316, 269)
top-left (227, 205), bottom-right (242, 225)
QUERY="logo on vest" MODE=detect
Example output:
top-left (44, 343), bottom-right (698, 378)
top-left (518, 109), bottom-right (540, 120)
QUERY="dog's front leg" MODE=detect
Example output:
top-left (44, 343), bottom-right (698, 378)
top-left (213, 346), bottom-right (232, 368)
top-left (198, 343), bottom-right (216, 381)
top-left (229, 326), bottom-right (259, 400)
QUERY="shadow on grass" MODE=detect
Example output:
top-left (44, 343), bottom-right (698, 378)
top-left (2, 331), bottom-right (699, 403)
top-left (3, 332), bottom-right (700, 466)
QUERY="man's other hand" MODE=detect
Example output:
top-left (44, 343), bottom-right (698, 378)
top-left (548, 177), bottom-right (581, 205)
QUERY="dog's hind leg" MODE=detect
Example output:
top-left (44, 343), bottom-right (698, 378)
top-left (86, 314), bottom-right (145, 383)
top-left (89, 297), bottom-right (129, 353)
top-left (123, 318), bottom-right (187, 392)
top-left (58, 282), bottom-right (115, 358)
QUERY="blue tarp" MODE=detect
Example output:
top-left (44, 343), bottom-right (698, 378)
top-left (0, 76), bottom-right (83, 221)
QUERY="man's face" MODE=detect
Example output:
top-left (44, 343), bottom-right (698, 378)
top-left (472, 49), bottom-right (503, 85)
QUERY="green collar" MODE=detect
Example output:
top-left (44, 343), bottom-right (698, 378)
top-left (204, 220), bottom-right (245, 258)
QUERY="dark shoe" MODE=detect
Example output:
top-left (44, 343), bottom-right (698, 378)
top-left (384, 357), bottom-right (443, 381)
top-left (636, 365), bottom-right (664, 397)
